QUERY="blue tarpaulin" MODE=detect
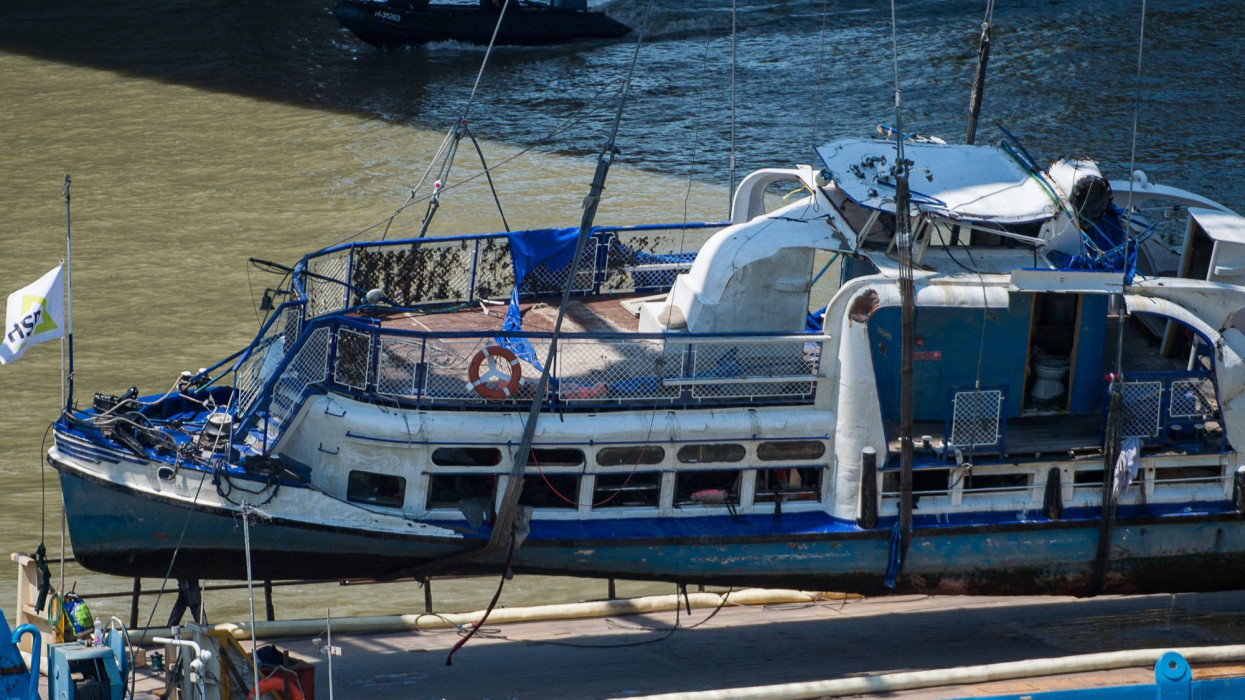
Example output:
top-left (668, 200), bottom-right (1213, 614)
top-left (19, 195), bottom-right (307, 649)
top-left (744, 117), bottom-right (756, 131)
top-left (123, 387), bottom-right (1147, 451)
top-left (499, 227), bottom-right (581, 367)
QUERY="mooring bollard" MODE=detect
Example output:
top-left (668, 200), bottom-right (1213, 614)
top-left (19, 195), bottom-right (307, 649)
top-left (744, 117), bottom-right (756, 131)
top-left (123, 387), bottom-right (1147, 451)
top-left (858, 446), bottom-right (878, 529)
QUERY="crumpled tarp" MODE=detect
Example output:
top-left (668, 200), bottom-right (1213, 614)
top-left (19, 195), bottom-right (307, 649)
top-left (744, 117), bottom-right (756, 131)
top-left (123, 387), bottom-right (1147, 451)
top-left (498, 227), bottom-right (581, 367)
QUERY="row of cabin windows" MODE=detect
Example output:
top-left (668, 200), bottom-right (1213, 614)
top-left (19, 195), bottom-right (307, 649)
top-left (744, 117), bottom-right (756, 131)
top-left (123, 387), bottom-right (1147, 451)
top-left (878, 465), bottom-right (1227, 497)
top-left (429, 440), bottom-right (826, 469)
top-left (347, 466), bottom-right (824, 511)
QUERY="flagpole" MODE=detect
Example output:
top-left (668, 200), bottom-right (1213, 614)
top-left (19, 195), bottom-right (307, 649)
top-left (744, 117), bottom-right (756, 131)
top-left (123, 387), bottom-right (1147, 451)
top-left (63, 175), bottom-right (74, 414)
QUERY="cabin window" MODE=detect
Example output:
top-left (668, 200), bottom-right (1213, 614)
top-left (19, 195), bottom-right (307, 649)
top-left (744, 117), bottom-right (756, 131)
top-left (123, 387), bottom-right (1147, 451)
top-left (1154, 465), bottom-right (1222, 484)
top-left (757, 440), bottom-right (825, 461)
top-left (754, 467), bottom-right (822, 502)
top-left (346, 470), bottom-right (405, 508)
top-left (593, 472), bottom-right (663, 508)
top-left (882, 468), bottom-right (950, 495)
top-left (520, 474), bottom-right (580, 509)
top-left (675, 469), bottom-right (741, 506)
top-left (1073, 470), bottom-right (1105, 488)
top-left (964, 472), bottom-right (1031, 492)
top-left (427, 474), bottom-right (496, 510)
top-left (597, 446), bottom-right (665, 467)
top-left (677, 443), bottom-right (746, 464)
top-left (431, 447), bottom-right (503, 467)
top-left (522, 448), bottom-right (586, 468)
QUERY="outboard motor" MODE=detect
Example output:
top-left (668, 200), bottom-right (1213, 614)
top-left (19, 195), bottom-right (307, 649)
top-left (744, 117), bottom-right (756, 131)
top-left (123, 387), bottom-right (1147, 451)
top-left (1070, 173), bottom-right (1113, 224)
top-left (195, 411), bottom-right (233, 459)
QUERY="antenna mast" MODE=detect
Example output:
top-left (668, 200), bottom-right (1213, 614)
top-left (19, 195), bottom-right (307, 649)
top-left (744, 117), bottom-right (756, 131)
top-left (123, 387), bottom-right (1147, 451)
top-left (965, 0), bottom-right (995, 144)
top-left (890, 0), bottom-right (915, 583)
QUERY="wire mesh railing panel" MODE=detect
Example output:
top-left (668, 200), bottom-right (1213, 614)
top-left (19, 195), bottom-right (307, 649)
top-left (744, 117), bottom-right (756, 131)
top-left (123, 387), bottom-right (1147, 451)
top-left (333, 327), bottom-right (373, 392)
top-left (421, 338), bottom-right (494, 401)
top-left (265, 327), bottom-right (332, 432)
top-left (1121, 380), bottom-right (1163, 439)
top-left (350, 239), bottom-right (493, 307)
top-left (520, 238), bottom-right (599, 296)
top-left (602, 230), bottom-right (704, 292)
top-left (689, 341), bottom-right (820, 400)
top-left (948, 389), bottom-right (1004, 449)
top-left (233, 305), bottom-right (304, 415)
top-left (376, 337), bottom-right (423, 398)
top-left (305, 253), bottom-right (351, 318)
top-left (1169, 377), bottom-right (1217, 419)
top-left (557, 339), bottom-right (684, 403)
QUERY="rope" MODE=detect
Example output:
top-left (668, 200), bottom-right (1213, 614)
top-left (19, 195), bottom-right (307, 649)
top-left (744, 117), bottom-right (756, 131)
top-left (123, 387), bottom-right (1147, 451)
top-left (463, 125), bottom-right (510, 232)
top-left (389, 0), bottom-right (656, 583)
top-left (444, 525), bottom-right (516, 665)
top-left (140, 471), bottom-right (210, 632)
top-left (1119, 0), bottom-right (1148, 253)
top-left (243, 506), bottom-right (261, 698)
top-left (681, 0), bottom-right (715, 228)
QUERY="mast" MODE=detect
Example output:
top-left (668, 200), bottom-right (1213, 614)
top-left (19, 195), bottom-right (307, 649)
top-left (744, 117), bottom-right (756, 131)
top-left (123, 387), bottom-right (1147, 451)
top-left (63, 175), bottom-right (75, 414)
top-left (965, 1), bottom-right (995, 145)
top-left (398, 26), bottom-right (647, 581)
top-left (890, 0), bottom-right (915, 581)
top-left (895, 123), bottom-right (914, 572)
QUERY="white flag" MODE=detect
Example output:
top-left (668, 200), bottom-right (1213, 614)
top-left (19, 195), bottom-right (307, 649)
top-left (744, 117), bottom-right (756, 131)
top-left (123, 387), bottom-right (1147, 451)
top-left (1, 264), bottom-right (65, 365)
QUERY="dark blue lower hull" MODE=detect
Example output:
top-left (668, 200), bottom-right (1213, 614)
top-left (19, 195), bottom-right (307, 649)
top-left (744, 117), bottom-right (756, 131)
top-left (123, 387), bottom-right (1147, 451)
top-left (56, 463), bottom-right (1245, 596)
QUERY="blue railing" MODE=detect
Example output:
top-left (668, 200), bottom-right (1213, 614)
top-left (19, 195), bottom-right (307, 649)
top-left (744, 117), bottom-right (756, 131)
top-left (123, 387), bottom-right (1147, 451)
top-left (236, 315), bottom-right (827, 454)
top-left (292, 223), bottom-right (726, 318)
top-left (1107, 370), bottom-right (1222, 446)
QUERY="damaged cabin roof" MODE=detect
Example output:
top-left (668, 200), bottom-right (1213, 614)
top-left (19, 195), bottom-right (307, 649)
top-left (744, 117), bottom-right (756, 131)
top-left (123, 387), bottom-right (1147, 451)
top-left (815, 138), bottom-right (1060, 224)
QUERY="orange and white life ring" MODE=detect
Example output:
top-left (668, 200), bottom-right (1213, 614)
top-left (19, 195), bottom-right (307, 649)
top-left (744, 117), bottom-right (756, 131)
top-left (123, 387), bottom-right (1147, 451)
top-left (466, 345), bottom-right (522, 399)
top-left (248, 675), bottom-right (304, 700)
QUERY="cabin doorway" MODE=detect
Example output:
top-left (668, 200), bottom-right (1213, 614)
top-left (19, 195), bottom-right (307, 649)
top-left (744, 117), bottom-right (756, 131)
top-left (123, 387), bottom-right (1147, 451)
top-left (1024, 293), bottom-right (1080, 413)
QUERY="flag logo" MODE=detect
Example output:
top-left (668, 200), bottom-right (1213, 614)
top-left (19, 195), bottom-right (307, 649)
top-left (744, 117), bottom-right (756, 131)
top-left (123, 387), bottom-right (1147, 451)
top-left (2, 265), bottom-right (65, 365)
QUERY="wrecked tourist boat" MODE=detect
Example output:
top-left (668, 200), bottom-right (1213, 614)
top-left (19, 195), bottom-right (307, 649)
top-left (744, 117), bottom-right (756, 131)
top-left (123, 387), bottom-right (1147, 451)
top-left (48, 129), bottom-right (1245, 596)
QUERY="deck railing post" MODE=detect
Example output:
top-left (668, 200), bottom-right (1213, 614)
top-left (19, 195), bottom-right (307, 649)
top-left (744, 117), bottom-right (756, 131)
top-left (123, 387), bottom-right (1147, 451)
top-left (423, 577), bottom-right (433, 613)
top-left (130, 578), bottom-right (141, 630)
top-left (264, 580), bottom-right (275, 621)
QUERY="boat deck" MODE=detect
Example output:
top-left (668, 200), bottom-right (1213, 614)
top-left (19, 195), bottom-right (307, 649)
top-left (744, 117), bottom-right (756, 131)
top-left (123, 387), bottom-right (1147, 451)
top-left (885, 314), bottom-right (1214, 462)
top-left (372, 292), bottom-right (647, 335)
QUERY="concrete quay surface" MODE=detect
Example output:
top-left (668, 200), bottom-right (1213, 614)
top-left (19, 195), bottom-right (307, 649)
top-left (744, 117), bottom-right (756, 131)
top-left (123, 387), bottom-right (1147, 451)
top-left (129, 589), bottom-right (1245, 699)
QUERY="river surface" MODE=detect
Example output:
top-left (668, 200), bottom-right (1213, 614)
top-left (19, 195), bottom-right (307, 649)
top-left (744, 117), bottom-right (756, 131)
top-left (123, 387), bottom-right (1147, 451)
top-left (1, 0), bottom-right (1242, 626)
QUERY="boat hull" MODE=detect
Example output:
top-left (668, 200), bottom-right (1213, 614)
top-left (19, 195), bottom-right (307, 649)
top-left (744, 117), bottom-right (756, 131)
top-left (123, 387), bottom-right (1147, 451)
top-left (333, 1), bottom-right (630, 48)
top-left (54, 455), bottom-right (1245, 596)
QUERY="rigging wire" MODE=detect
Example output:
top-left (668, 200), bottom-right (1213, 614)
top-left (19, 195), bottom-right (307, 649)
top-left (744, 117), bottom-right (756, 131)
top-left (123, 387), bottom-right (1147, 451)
top-left (329, 78), bottom-right (623, 249)
top-left (811, 0), bottom-right (830, 147)
top-left (681, 0), bottom-right (717, 233)
top-left (406, 0), bottom-right (515, 239)
top-left (1094, 0), bottom-right (1148, 598)
top-left (140, 471), bottom-right (210, 632)
top-left (728, 0), bottom-right (737, 217)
